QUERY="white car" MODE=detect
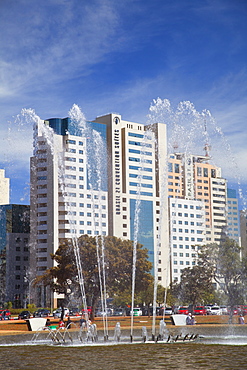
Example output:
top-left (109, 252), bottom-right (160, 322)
top-left (164, 307), bottom-right (173, 315)
top-left (220, 306), bottom-right (228, 315)
top-left (131, 308), bottom-right (142, 316)
top-left (209, 306), bottom-right (222, 315)
top-left (53, 308), bottom-right (69, 318)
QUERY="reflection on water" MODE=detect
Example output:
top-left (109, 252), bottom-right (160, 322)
top-left (1, 342), bottom-right (247, 370)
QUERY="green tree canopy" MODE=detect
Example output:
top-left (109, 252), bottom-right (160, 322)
top-left (172, 264), bottom-right (214, 305)
top-left (37, 235), bottom-right (153, 314)
top-left (198, 238), bottom-right (245, 306)
top-left (171, 238), bottom-right (247, 306)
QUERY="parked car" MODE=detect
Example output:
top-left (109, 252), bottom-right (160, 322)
top-left (209, 306), bottom-right (222, 315)
top-left (193, 306), bottom-right (207, 315)
top-left (177, 306), bottom-right (189, 315)
top-left (0, 310), bottom-right (11, 320)
top-left (226, 306), bottom-right (239, 316)
top-left (81, 306), bottom-right (92, 315)
top-left (113, 308), bottom-right (126, 316)
top-left (33, 309), bottom-right (50, 317)
top-left (164, 307), bottom-right (173, 315)
top-left (95, 308), bottom-right (113, 317)
top-left (220, 306), bottom-right (228, 315)
top-left (68, 307), bottom-right (81, 316)
top-left (53, 308), bottom-right (69, 318)
top-left (18, 310), bottom-right (31, 320)
top-left (130, 308), bottom-right (142, 316)
top-left (205, 305), bottom-right (214, 314)
top-left (240, 305), bottom-right (247, 315)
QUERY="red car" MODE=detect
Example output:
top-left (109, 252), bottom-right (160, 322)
top-left (193, 306), bottom-right (207, 315)
top-left (241, 306), bottom-right (247, 315)
top-left (177, 306), bottom-right (189, 315)
top-left (0, 310), bottom-right (11, 320)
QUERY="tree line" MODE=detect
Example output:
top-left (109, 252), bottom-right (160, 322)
top-left (36, 235), bottom-right (247, 315)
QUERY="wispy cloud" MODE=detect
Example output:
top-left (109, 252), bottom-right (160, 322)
top-left (0, 0), bottom-right (123, 97)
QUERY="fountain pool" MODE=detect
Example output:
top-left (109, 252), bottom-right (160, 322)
top-left (1, 325), bottom-right (247, 370)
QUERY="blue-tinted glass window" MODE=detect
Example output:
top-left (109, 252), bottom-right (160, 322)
top-left (130, 199), bottom-right (154, 274)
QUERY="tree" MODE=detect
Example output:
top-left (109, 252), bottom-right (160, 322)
top-left (198, 238), bottom-right (246, 306)
top-left (37, 235), bottom-right (153, 316)
top-left (171, 265), bottom-right (214, 305)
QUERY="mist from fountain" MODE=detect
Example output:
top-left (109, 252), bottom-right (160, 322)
top-left (19, 106), bottom-right (109, 329)
top-left (146, 98), bottom-right (245, 337)
top-left (130, 129), bottom-right (157, 341)
top-left (147, 98), bottom-right (246, 210)
top-left (68, 105), bottom-right (109, 338)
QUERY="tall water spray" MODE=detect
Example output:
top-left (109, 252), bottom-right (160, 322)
top-left (147, 98), bottom-right (246, 331)
top-left (20, 106), bottom-right (108, 330)
top-left (130, 129), bottom-right (156, 341)
top-left (147, 98), bottom-right (246, 210)
top-left (68, 105), bottom-right (109, 338)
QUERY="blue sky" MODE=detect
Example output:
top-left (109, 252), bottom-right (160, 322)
top-left (0, 0), bottom-right (246, 208)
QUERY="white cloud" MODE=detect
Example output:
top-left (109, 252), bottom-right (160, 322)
top-left (0, 0), bottom-right (123, 98)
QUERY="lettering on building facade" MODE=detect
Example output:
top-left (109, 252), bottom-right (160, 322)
top-left (114, 128), bottom-right (121, 214)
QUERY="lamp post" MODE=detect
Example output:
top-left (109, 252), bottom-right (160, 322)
top-left (24, 276), bottom-right (36, 306)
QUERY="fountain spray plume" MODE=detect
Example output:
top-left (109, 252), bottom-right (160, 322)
top-left (69, 105), bottom-right (109, 337)
top-left (130, 129), bottom-right (155, 341)
top-left (130, 170), bottom-right (141, 342)
top-left (148, 97), bottom-right (246, 209)
top-left (25, 106), bottom-right (89, 321)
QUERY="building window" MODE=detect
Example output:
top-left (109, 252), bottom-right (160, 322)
top-left (66, 139), bottom-right (76, 144)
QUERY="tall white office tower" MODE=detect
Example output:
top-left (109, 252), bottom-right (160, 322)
top-left (30, 113), bottom-right (169, 307)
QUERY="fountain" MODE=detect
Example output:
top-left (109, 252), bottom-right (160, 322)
top-left (1, 99), bottom-right (247, 359)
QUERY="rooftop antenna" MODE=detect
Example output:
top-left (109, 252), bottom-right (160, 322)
top-left (203, 119), bottom-right (211, 158)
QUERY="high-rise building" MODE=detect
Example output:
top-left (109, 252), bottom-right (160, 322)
top-left (30, 114), bottom-right (169, 307)
top-left (226, 188), bottom-right (241, 245)
top-left (168, 153), bottom-right (227, 242)
top-left (240, 210), bottom-right (247, 257)
top-left (167, 152), bottom-right (227, 282)
top-left (169, 198), bottom-right (206, 283)
top-left (0, 169), bottom-right (9, 205)
top-left (0, 204), bottom-right (30, 308)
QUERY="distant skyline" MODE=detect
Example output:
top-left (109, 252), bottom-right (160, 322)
top-left (0, 0), bottom-right (246, 208)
